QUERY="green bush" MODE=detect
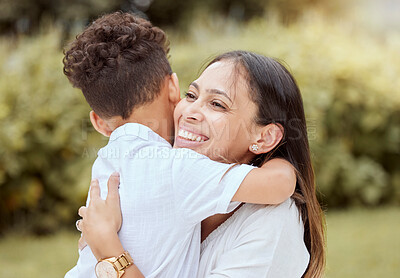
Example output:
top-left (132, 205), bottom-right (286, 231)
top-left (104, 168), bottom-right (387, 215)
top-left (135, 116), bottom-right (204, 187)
top-left (0, 30), bottom-right (101, 234)
top-left (0, 13), bottom-right (399, 234)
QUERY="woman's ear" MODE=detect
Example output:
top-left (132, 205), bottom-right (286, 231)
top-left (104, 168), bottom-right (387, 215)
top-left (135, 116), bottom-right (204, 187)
top-left (168, 73), bottom-right (181, 106)
top-left (249, 123), bottom-right (284, 154)
top-left (89, 111), bottom-right (113, 137)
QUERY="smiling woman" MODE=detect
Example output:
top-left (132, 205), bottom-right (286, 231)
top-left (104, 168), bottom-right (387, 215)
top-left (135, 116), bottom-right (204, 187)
top-left (174, 51), bottom-right (325, 277)
top-left (174, 60), bottom-right (261, 163)
top-left (76, 50), bottom-right (325, 278)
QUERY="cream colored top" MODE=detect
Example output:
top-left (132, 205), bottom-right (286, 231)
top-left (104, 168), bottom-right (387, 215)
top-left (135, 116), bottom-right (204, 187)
top-left (198, 199), bottom-right (310, 278)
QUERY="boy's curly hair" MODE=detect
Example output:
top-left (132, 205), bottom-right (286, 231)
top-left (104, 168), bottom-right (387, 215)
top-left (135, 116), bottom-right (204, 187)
top-left (63, 12), bottom-right (172, 119)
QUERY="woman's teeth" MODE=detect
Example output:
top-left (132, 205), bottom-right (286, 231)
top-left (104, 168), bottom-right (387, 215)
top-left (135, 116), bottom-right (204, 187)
top-left (178, 129), bottom-right (205, 142)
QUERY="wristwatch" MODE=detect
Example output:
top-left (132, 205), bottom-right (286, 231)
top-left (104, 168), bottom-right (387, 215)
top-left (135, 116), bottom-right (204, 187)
top-left (95, 251), bottom-right (134, 278)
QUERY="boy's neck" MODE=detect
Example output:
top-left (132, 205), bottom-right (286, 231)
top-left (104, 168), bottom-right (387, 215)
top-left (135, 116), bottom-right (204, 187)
top-left (101, 75), bottom-right (180, 145)
top-left (109, 98), bottom-right (175, 145)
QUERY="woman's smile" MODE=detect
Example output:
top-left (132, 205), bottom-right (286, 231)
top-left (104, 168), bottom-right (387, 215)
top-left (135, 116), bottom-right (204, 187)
top-left (175, 125), bottom-right (209, 148)
top-left (178, 129), bottom-right (204, 142)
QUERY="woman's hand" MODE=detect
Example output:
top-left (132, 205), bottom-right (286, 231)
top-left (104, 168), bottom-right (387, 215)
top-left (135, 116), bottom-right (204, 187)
top-left (78, 172), bottom-right (124, 260)
top-left (77, 173), bottom-right (145, 277)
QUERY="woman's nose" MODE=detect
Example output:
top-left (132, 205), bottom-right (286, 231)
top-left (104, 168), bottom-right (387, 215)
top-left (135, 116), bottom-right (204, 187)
top-left (183, 102), bottom-right (204, 122)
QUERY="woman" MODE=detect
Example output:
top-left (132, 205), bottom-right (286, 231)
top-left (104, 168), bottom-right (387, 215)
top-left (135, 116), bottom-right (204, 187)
top-left (79, 51), bottom-right (326, 277)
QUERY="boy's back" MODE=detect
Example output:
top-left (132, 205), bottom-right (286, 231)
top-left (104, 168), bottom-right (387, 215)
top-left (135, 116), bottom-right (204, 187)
top-left (66, 123), bottom-right (253, 277)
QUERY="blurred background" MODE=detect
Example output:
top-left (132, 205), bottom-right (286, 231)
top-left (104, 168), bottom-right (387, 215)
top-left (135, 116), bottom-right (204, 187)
top-left (0, 0), bottom-right (399, 277)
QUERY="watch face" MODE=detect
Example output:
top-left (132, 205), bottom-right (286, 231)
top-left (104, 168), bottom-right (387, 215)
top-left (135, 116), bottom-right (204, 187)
top-left (95, 261), bottom-right (118, 278)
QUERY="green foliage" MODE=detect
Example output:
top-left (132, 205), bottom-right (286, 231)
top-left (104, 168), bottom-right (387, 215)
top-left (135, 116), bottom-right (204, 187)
top-left (0, 29), bottom-right (99, 234)
top-left (0, 12), bottom-right (399, 234)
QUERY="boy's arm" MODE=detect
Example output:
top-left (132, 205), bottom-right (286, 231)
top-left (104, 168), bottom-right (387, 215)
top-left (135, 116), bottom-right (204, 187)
top-left (231, 158), bottom-right (296, 204)
top-left (171, 149), bottom-right (295, 225)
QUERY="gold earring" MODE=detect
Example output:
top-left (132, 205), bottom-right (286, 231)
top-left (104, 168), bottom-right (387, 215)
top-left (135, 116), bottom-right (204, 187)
top-left (251, 144), bottom-right (259, 152)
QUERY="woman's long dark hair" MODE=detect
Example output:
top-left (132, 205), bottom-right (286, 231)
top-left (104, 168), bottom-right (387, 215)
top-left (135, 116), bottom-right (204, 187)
top-left (207, 51), bottom-right (326, 277)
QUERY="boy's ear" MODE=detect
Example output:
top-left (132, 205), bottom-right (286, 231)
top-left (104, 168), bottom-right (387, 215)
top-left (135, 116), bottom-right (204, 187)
top-left (249, 124), bottom-right (284, 154)
top-left (168, 73), bottom-right (181, 106)
top-left (90, 111), bottom-right (113, 137)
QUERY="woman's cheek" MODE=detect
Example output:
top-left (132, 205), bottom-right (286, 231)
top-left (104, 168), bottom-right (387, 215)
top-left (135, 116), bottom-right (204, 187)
top-left (173, 101), bottom-right (185, 123)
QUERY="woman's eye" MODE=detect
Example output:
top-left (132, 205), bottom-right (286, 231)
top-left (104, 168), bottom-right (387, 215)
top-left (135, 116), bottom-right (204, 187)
top-left (211, 101), bottom-right (226, 110)
top-left (184, 91), bottom-right (196, 101)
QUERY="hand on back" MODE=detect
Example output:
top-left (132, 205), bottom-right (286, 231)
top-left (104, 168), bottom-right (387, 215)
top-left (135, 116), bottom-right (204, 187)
top-left (78, 172), bottom-right (122, 253)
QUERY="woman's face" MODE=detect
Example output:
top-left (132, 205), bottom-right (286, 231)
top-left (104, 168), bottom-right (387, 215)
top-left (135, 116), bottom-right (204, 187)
top-left (173, 60), bottom-right (259, 163)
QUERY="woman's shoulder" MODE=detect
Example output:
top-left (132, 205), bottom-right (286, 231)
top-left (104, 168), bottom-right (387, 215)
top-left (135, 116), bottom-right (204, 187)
top-left (238, 198), bottom-right (300, 222)
top-left (200, 199), bottom-right (308, 278)
top-left (211, 199), bottom-right (300, 242)
top-left (230, 199), bottom-right (303, 236)
top-left (202, 199), bottom-right (302, 249)
top-left (237, 200), bottom-right (309, 275)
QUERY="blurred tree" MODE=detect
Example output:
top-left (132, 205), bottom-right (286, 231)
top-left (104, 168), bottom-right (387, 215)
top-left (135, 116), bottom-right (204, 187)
top-left (0, 30), bottom-right (95, 235)
top-left (0, 0), bottom-right (122, 35)
top-left (0, 0), bottom-right (332, 35)
top-left (144, 0), bottom-right (266, 26)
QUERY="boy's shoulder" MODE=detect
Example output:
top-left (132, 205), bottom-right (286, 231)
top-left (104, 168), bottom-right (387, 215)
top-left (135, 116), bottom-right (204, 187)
top-left (109, 123), bottom-right (171, 146)
top-left (92, 123), bottom-right (210, 167)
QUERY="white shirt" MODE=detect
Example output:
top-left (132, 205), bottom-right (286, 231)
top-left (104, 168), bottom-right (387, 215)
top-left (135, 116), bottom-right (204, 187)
top-left (198, 199), bottom-right (309, 278)
top-left (65, 123), bottom-right (254, 278)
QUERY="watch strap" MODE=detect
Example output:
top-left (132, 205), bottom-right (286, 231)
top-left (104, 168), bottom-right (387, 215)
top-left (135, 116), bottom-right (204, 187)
top-left (113, 251), bottom-right (134, 272)
top-left (97, 251), bottom-right (134, 278)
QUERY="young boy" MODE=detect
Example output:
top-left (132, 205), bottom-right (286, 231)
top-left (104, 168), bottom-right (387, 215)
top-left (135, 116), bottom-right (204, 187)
top-left (64, 12), bottom-right (295, 278)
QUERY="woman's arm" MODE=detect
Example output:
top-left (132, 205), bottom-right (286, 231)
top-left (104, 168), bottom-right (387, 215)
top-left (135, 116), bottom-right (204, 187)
top-left (78, 174), bottom-right (144, 278)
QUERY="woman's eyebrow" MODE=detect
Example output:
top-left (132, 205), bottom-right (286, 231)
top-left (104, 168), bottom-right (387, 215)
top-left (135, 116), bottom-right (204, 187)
top-left (189, 82), bottom-right (200, 91)
top-left (190, 82), bottom-right (233, 104)
top-left (207, 89), bottom-right (233, 104)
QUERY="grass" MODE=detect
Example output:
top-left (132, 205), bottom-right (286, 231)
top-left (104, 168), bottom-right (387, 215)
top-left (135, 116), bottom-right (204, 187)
top-left (325, 207), bottom-right (400, 277)
top-left (0, 231), bottom-right (79, 277)
top-left (0, 207), bottom-right (399, 277)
